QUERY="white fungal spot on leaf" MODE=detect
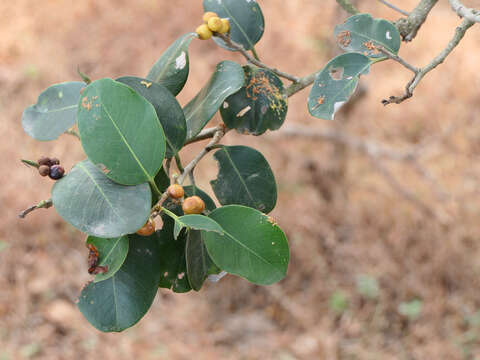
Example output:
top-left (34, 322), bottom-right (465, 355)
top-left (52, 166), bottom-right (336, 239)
top-left (223, 101), bottom-right (229, 109)
top-left (329, 66), bottom-right (344, 81)
top-left (175, 52), bottom-right (187, 70)
top-left (236, 105), bottom-right (251, 117)
top-left (386, 31), bottom-right (392, 40)
top-left (58, 91), bottom-right (63, 99)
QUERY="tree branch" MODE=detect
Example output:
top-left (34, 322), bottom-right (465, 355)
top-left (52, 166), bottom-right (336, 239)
top-left (394, 0), bottom-right (439, 41)
top-left (151, 126), bottom-right (228, 214)
top-left (19, 199), bottom-right (53, 219)
top-left (215, 34), bottom-right (300, 82)
top-left (449, 0), bottom-right (480, 23)
top-left (382, 18), bottom-right (474, 105)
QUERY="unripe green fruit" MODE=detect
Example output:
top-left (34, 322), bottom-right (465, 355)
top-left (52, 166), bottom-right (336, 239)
top-left (167, 184), bottom-right (185, 199)
top-left (207, 17), bottom-right (223, 32)
top-left (196, 24), bottom-right (213, 40)
top-left (182, 196), bottom-right (205, 215)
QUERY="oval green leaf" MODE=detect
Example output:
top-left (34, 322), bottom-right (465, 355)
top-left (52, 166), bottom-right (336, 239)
top-left (210, 145), bottom-right (277, 213)
top-left (174, 214), bottom-right (224, 240)
top-left (184, 61), bottom-right (244, 141)
top-left (308, 53), bottom-right (371, 120)
top-left (22, 81), bottom-right (84, 141)
top-left (117, 76), bottom-right (186, 158)
top-left (203, 0), bottom-right (265, 51)
top-left (203, 205), bottom-right (289, 285)
top-left (186, 230), bottom-right (219, 291)
top-left (77, 78), bottom-right (166, 185)
top-left (334, 13), bottom-right (401, 57)
top-left (86, 235), bottom-right (129, 283)
top-left (221, 65), bottom-right (287, 135)
top-left (77, 234), bottom-right (160, 332)
top-left (146, 32), bottom-right (196, 96)
top-left (52, 160), bottom-right (151, 238)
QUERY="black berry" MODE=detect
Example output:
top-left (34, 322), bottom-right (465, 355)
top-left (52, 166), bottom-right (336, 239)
top-left (49, 165), bottom-right (65, 180)
top-left (38, 165), bottom-right (50, 177)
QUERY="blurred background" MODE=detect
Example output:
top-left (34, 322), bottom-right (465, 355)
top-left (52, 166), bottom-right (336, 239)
top-left (2, 0), bottom-right (480, 359)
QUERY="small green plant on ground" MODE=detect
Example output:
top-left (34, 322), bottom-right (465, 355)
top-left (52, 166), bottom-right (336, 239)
top-left (19, 0), bottom-right (479, 332)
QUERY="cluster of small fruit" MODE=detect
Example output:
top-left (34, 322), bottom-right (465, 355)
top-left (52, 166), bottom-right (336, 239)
top-left (136, 184), bottom-right (206, 236)
top-left (196, 12), bottom-right (230, 40)
top-left (37, 156), bottom-right (65, 180)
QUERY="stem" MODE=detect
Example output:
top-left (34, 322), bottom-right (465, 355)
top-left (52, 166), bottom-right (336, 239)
top-left (174, 153), bottom-right (184, 173)
top-left (394, 0), bottom-right (439, 41)
top-left (378, 0), bottom-right (410, 16)
top-left (449, 0), bottom-right (480, 23)
top-left (65, 129), bottom-right (80, 139)
top-left (251, 46), bottom-right (260, 61)
top-left (19, 199), bottom-right (53, 219)
top-left (161, 206), bottom-right (179, 220)
top-left (216, 33), bottom-right (300, 82)
top-left (149, 179), bottom-right (162, 197)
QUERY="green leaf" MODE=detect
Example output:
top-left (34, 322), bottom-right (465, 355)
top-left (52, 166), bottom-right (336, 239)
top-left (146, 32), bottom-right (196, 96)
top-left (86, 236), bottom-right (129, 283)
top-left (211, 145), bottom-right (277, 213)
top-left (308, 53), bottom-right (371, 120)
top-left (203, 205), bottom-right (289, 285)
top-left (174, 214), bottom-right (224, 240)
top-left (157, 202), bottom-right (191, 293)
top-left (77, 234), bottom-right (160, 332)
top-left (22, 82), bottom-right (84, 141)
top-left (355, 274), bottom-right (380, 300)
top-left (186, 230), bottom-right (219, 291)
top-left (334, 13), bottom-right (400, 57)
top-left (398, 299), bottom-right (423, 321)
top-left (184, 61), bottom-right (244, 141)
top-left (77, 78), bottom-right (166, 185)
top-left (117, 76), bottom-right (186, 158)
top-left (52, 159), bottom-right (151, 238)
top-left (184, 185), bottom-right (216, 212)
top-left (203, 0), bottom-right (265, 51)
top-left (221, 65), bottom-right (287, 136)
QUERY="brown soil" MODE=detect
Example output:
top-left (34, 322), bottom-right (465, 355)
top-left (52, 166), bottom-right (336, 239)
top-left (2, 1), bottom-right (480, 359)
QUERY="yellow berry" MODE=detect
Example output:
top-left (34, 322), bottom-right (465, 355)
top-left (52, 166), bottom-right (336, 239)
top-left (136, 219), bottom-right (155, 236)
top-left (182, 196), bottom-right (206, 215)
top-left (207, 17), bottom-right (223, 32)
top-left (203, 11), bottom-right (218, 24)
top-left (196, 24), bottom-right (213, 40)
top-left (167, 184), bottom-right (185, 199)
top-left (218, 18), bottom-right (230, 34)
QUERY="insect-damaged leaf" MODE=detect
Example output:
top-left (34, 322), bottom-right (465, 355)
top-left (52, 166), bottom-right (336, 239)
top-left (221, 65), bottom-right (287, 135)
top-left (334, 13), bottom-right (400, 57)
top-left (77, 235), bottom-right (160, 332)
top-left (146, 32), bottom-right (196, 96)
top-left (77, 78), bottom-right (166, 185)
top-left (52, 160), bottom-right (151, 238)
top-left (86, 236), bottom-right (129, 283)
top-left (184, 61), bottom-right (244, 141)
top-left (211, 145), bottom-right (277, 214)
top-left (117, 76), bottom-right (186, 158)
top-left (203, 0), bottom-right (265, 51)
top-left (203, 205), bottom-right (289, 285)
top-left (22, 81), bottom-right (84, 141)
top-left (308, 53), bottom-right (371, 120)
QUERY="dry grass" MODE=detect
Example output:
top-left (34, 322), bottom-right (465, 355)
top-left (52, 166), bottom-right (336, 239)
top-left (2, 1), bottom-right (480, 359)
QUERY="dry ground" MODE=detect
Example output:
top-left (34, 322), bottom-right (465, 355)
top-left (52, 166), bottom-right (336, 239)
top-left (2, 0), bottom-right (480, 359)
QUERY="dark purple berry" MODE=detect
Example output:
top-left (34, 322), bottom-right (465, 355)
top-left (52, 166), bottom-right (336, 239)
top-left (49, 165), bottom-right (65, 180)
top-left (50, 157), bottom-right (60, 165)
top-left (38, 156), bottom-right (51, 166)
top-left (38, 165), bottom-right (50, 177)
